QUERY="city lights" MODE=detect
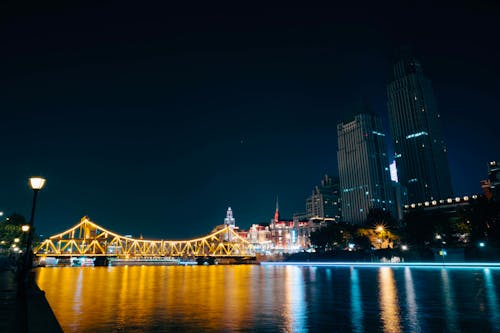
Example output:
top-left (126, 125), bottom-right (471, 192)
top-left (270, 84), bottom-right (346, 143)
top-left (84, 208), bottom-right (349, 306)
top-left (260, 262), bottom-right (500, 269)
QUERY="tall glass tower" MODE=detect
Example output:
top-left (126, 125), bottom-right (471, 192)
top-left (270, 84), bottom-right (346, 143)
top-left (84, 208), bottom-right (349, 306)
top-left (337, 112), bottom-right (394, 224)
top-left (387, 56), bottom-right (453, 203)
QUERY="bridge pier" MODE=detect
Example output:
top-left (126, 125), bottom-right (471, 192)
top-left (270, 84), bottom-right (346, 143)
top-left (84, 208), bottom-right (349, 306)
top-left (94, 257), bottom-right (108, 266)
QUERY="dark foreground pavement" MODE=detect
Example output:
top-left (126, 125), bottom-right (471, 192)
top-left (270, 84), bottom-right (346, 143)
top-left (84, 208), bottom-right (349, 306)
top-left (0, 256), bottom-right (63, 333)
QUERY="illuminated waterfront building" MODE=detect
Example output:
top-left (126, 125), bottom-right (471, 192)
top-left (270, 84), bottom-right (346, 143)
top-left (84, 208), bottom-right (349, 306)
top-left (337, 112), bottom-right (395, 224)
top-left (246, 224), bottom-right (272, 252)
top-left (269, 200), bottom-right (309, 252)
top-left (238, 201), bottom-right (309, 253)
top-left (387, 55), bottom-right (453, 203)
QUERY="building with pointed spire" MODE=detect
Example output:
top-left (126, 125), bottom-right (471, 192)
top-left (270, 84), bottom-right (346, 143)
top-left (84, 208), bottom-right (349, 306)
top-left (387, 55), bottom-right (453, 203)
top-left (269, 198), bottom-right (309, 251)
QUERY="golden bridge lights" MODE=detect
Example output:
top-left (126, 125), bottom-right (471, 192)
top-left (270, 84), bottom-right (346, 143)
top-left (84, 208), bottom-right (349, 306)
top-left (35, 216), bottom-right (256, 259)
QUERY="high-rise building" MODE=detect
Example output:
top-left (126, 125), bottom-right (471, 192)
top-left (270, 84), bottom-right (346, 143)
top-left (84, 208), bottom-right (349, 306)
top-left (481, 161), bottom-right (499, 201)
top-left (387, 55), bottom-right (453, 203)
top-left (305, 174), bottom-right (341, 220)
top-left (337, 112), bottom-right (395, 224)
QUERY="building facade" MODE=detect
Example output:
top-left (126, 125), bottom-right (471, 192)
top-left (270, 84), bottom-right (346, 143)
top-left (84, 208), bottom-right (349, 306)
top-left (305, 174), bottom-right (341, 220)
top-left (337, 112), bottom-right (395, 224)
top-left (387, 55), bottom-right (453, 203)
top-left (269, 200), bottom-right (309, 252)
top-left (481, 161), bottom-right (499, 201)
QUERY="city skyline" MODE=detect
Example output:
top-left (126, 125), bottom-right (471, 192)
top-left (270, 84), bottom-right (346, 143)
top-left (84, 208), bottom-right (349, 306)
top-left (1, 2), bottom-right (499, 238)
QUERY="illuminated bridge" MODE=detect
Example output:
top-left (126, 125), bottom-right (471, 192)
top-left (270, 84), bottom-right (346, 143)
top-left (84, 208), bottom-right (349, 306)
top-left (34, 216), bottom-right (255, 259)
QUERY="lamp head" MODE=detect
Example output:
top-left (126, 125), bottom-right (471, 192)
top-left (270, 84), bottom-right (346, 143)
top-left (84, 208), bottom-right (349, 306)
top-left (29, 177), bottom-right (46, 190)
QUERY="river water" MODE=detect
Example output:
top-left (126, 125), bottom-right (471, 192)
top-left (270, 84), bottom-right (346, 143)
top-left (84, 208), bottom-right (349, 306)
top-left (36, 265), bottom-right (500, 332)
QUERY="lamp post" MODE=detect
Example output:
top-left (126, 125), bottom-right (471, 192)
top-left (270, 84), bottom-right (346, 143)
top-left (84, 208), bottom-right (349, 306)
top-left (24, 177), bottom-right (46, 272)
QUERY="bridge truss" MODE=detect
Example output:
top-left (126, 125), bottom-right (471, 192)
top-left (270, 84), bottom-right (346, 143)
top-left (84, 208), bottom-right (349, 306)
top-left (34, 217), bottom-right (255, 258)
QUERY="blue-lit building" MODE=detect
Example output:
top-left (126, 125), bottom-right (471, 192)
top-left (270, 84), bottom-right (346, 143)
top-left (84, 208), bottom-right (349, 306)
top-left (387, 55), bottom-right (453, 203)
top-left (337, 112), bottom-right (395, 224)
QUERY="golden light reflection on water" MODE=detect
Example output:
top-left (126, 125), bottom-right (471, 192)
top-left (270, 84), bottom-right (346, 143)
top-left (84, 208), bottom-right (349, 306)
top-left (284, 266), bottom-right (306, 332)
top-left (378, 267), bottom-right (401, 333)
top-left (37, 266), bottom-right (268, 332)
top-left (35, 265), bottom-right (499, 332)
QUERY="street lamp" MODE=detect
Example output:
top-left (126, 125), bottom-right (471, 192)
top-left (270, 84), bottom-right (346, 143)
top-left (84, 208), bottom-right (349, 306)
top-left (24, 177), bottom-right (46, 272)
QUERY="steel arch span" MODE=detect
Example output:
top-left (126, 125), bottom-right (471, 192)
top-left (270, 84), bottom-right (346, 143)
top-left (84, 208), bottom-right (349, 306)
top-left (34, 216), bottom-right (255, 258)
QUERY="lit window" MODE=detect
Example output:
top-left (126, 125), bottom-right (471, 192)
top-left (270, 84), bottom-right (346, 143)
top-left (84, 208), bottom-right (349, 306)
top-left (406, 131), bottom-right (428, 139)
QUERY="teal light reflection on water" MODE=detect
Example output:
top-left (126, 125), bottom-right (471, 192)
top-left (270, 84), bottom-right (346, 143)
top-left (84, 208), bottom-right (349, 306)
top-left (350, 268), bottom-right (363, 333)
top-left (484, 268), bottom-right (500, 332)
top-left (403, 267), bottom-right (420, 332)
top-left (441, 269), bottom-right (459, 332)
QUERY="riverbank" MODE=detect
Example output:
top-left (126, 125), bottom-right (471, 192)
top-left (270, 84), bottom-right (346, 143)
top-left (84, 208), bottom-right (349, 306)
top-left (282, 246), bottom-right (500, 263)
top-left (0, 256), bottom-right (63, 333)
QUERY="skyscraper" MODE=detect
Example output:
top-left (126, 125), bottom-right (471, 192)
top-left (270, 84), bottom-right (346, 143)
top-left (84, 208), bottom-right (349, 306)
top-left (387, 55), bottom-right (453, 203)
top-left (305, 174), bottom-right (340, 220)
top-left (337, 112), bottom-right (394, 224)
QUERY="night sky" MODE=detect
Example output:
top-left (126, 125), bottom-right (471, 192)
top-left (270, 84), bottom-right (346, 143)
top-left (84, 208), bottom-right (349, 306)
top-left (1, 2), bottom-right (499, 239)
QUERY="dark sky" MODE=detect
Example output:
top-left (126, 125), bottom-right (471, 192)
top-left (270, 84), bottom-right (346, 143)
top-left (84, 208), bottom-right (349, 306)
top-left (1, 2), bottom-right (499, 239)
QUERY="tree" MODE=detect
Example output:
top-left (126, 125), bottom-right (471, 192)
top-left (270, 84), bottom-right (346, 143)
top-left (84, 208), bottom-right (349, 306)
top-left (309, 222), bottom-right (353, 250)
top-left (0, 213), bottom-right (29, 251)
top-left (366, 208), bottom-right (397, 229)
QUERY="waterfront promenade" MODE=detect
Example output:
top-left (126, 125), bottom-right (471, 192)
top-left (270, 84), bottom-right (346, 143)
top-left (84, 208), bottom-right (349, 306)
top-left (0, 256), bottom-right (62, 333)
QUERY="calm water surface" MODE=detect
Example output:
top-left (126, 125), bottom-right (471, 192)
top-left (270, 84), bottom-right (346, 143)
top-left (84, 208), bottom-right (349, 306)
top-left (36, 265), bottom-right (500, 332)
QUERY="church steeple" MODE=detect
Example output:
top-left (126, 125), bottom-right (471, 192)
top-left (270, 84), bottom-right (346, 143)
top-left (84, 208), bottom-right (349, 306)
top-left (274, 197), bottom-right (280, 222)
